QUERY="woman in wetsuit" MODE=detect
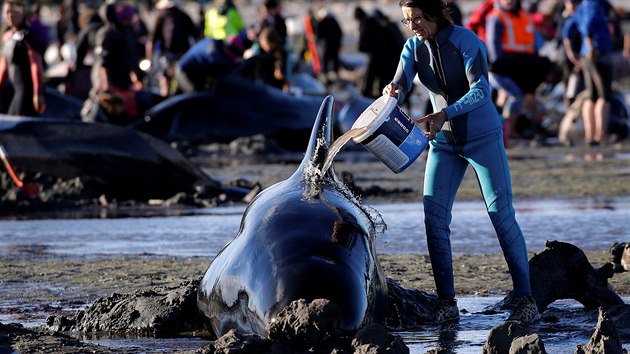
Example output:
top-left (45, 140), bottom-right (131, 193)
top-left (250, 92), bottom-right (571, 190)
top-left (0, 0), bottom-right (46, 116)
top-left (382, 0), bottom-right (539, 324)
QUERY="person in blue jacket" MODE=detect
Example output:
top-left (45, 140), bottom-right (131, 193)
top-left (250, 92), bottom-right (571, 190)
top-left (174, 33), bottom-right (248, 93)
top-left (382, 0), bottom-right (539, 324)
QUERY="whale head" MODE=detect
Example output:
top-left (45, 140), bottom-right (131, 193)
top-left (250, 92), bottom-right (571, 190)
top-left (197, 95), bottom-right (388, 338)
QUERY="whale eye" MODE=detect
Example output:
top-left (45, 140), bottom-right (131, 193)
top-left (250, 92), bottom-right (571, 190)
top-left (332, 221), bottom-right (356, 247)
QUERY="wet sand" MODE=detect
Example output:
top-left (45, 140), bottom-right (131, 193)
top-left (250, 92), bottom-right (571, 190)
top-left (2, 142), bottom-right (630, 320)
top-left (2, 142), bottom-right (630, 308)
top-left (2, 141), bottom-right (630, 353)
top-left (1, 252), bottom-right (629, 314)
top-left (201, 142), bottom-right (630, 202)
top-left (2, 1), bottom-right (629, 351)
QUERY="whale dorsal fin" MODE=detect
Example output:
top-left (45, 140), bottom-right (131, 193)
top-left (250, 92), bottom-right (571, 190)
top-left (292, 95), bottom-right (336, 181)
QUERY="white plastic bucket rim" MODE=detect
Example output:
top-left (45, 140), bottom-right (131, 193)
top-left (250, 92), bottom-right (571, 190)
top-left (350, 95), bottom-right (398, 143)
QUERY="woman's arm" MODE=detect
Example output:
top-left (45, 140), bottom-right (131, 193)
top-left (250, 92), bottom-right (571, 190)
top-left (388, 37), bottom-right (417, 104)
top-left (441, 29), bottom-right (493, 121)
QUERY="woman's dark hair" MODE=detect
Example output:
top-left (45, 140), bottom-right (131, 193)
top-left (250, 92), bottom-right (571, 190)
top-left (399, 0), bottom-right (453, 28)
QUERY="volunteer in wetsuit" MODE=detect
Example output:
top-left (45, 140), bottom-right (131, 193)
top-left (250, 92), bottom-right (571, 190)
top-left (382, 0), bottom-right (539, 324)
top-left (0, 0), bottom-right (46, 116)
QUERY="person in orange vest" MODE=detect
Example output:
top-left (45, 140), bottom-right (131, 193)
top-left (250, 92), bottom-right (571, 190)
top-left (486, 0), bottom-right (554, 147)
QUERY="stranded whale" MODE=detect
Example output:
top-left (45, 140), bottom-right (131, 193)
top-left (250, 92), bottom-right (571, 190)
top-left (197, 95), bottom-right (389, 337)
top-left (0, 116), bottom-right (249, 204)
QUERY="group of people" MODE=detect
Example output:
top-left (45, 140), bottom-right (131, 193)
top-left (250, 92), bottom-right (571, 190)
top-left (0, 0), bottom-right (296, 123)
top-left (467, 0), bottom-right (629, 148)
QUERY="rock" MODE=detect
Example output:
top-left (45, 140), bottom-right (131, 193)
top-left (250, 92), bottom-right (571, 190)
top-left (0, 321), bottom-right (131, 353)
top-left (482, 321), bottom-right (543, 354)
top-left (353, 324), bottom-right (409, 354)
top-left (575, 307), bottom-right (627, 354)
top-left (528, 241), bottom-right (624, 311)
top-left (385, 277), bottom-right (436, 329)
top-left (47, 279), bottom-right (205, 336)
top-left (201, 299), bottom-right (410, 354)
top-left (509, 333), bottom-right (547, 354)
top-left (267, 299), bottom-right (344, 348)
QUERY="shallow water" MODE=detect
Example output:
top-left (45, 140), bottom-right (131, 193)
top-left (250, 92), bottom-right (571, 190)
top-left (1, 198), bottom-right (628, 259)
top-left (1, 198), bottom-right (629, 352)
top-left (400, 296), bottom-right (630, 353)
top-left (63, 296), bottom-right (630, 353)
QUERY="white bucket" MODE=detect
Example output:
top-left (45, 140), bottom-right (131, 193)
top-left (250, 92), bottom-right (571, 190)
top-left (351, 95), bottom-right (428, 173)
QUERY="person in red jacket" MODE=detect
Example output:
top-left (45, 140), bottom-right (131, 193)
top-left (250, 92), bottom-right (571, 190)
top-left (0, 0), bottom-right (46, 116)
top-left (465, 0), bottom-right (495, 42)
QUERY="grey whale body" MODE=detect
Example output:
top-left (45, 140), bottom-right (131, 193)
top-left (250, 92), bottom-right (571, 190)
top-left (197, 95), bottom-right (389, 337)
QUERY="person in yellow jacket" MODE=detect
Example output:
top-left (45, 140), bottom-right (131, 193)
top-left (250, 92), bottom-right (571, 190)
top-left (204, 0), bottom-right (245, 40)
top-left (486, 0), bottom-right (554, 147)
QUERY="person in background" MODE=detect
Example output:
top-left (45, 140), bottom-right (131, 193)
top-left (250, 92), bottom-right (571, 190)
top-left (175, 33), bottom-right (248, 93)
top-left (382, 0), bottom-right (539, 324)
top-left (83, 3), bottom-right (142, 124)
top-left (242, 26), bottom-right (291, 91)
top-left (560, 0), bottom-right (584, 106)
top-left (314, 5), bottom-right (343, 86)
top-left (25, 4), bottom-right (50, 58)
top-left (0, 0), bottom-right (46, 116)
top-left (574, 0), bottom-right (613, 146)
top-left (465, 0), bottom-right (495, 42)
top-left (445, 0), bottom-right (462, 26)
top-left (203, 0), bottom-right (245, 40)
top-left (558, 0), bottom-right (586, 146)
top-left (56, 0), bottom-right (80, 48)
top-left (257, 0), bottom-right (287, 47)
top-left (145, 0), bottom-right (199, 96)
top-left (354, 6), bottom-right (404, 99)
top-left (67, 1), bottom-right (104, 100)
top-left (485, 0), bottom-right (554, 147)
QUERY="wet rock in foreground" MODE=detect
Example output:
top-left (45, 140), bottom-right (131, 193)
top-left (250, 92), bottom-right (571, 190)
top-left (576, 307), bottom-right (627, 354)
top-left (196, 299), bottom-right (409, 354)
top-left (0, 321), bottom-right (134, 353)
top-left (47, 279), bottom-right (206, 337)
top-left (483, 321), bottom-right (546, 354)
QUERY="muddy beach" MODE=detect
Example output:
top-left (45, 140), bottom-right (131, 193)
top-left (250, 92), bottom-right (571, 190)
top-left (2, 1), bottom-right (630, 351)
top-left (2, 140), bottom-right (630, 353)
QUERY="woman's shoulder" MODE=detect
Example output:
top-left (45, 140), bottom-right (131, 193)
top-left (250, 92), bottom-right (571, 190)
top-left (450, 25), bottom-right (479, 39)
top-left (446, 25), bottom-right (483, 45)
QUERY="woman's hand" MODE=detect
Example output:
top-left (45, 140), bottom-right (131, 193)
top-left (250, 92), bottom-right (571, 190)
top-left (382, 83), bottom-right (403, 98)
top-left (417, 110), bottom-right (447, 140)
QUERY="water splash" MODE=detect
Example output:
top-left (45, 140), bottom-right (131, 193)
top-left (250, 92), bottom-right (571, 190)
top-left (303, 136), bottom-right (328, 199)
top-left (302, 134), bottom-right (387, 235)
top-left (321, 127), bottom-right (368, 174)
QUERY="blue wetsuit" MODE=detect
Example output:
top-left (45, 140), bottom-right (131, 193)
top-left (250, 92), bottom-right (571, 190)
top-left (391, 25), bottom-right (532, 300)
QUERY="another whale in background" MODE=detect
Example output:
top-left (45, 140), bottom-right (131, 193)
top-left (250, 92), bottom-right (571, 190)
top-left (197, 95), bottom-right (389, 337)
top-left (0, 86), bottom-right (83, 120)
top-left (0, 116), bottom-right (247, 203)
top-left (132, 77), bottom-right (324, 152)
